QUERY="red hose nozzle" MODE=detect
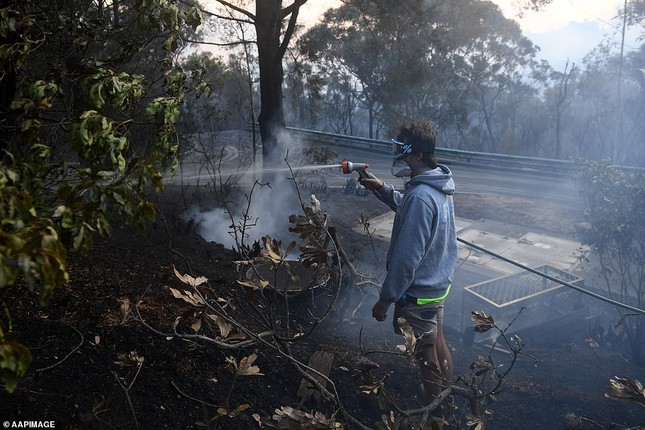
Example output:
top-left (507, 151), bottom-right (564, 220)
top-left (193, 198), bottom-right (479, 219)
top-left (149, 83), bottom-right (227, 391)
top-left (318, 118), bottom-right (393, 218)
top-left (341, 160), bottom-right (369, 174)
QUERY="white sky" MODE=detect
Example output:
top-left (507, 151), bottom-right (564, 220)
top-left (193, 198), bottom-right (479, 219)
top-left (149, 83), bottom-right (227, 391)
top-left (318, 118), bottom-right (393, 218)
top-left (299, 0), bottom-right (642, 71)
top-left (492, 0), bottom-right (641, 70)
top-left (492, 0), bottom-right (622, 33)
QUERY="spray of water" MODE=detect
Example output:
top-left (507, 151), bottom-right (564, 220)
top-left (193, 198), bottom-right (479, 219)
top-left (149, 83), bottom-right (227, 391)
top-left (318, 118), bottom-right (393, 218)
top-left (263, 164), bottom-right (344, 173)
top-left (179, 130), bottom-right (379, 333)
top-left (176, 164), bottom-right (344, 185)
top-left (179, 126), bottom-right (346, 251)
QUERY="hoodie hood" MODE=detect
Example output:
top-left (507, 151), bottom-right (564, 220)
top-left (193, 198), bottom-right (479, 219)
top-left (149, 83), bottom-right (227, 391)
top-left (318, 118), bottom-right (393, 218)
top-left (406, 164), bottom-right (455, 195)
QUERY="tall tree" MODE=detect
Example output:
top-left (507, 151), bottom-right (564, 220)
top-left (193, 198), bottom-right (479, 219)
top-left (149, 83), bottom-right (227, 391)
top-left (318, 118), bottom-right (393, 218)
top-left (300, 0), bottom-right (442, 137)
top-left (199, 0), bottom-right (308, 167)
top-left (299, 0), bottom-right (538, 144)
top-left (452, 0), bottom-right (539, 152)
top-left (553, 61), bottom-right (576, 159)
top-left (283, 54), bottom-right (325, 129)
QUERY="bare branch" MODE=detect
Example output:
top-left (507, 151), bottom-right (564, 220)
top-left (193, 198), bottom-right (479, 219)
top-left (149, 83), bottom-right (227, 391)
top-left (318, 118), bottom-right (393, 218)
top-left (35, 325), bottom-right (84, 373)
top-left (171, 380), bottom-right (221, 408)
top-left (184, 38), bottom-right (255, 47)
top-left (134, 300), bottom-right (269, 349)
top-left (202, 0), bottom-right (256, 21)
top-left (278, 1), bottom-right (307, 58)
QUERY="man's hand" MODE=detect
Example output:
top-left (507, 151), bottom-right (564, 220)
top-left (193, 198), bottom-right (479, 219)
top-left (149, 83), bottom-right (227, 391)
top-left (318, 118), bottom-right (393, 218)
top-left (358, 171), bottom-right (384, 192)
top-left (372, 302), bottom-right (388, 322)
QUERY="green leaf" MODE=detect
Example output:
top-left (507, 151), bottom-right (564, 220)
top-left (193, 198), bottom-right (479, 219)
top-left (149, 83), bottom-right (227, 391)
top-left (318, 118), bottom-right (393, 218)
top-left (73, 224), bottom-right (86, 251)
top-left (89, 82), bottom-right (105, 109)
top-left (185, 7), bottom-right (203, 29)
top-left (163, 34), bottom-right (177, 52)
top-left (0, 340), bottom-right (33, 393)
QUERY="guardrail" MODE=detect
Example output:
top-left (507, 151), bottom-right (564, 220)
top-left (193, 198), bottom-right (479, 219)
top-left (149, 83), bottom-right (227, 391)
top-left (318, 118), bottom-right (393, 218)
top-left (287, 127), bottom-right (643, 176)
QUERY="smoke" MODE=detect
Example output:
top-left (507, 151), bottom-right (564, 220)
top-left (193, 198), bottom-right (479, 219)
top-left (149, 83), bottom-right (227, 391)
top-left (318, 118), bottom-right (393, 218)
top-left (180, 175), bottom-right (306, 251)
top-left (180, 205), bottom-right (236, 249)
top-left (181, 130), bottom-right (310, 251)
top-left (179, 129), bottom-right (395, 344)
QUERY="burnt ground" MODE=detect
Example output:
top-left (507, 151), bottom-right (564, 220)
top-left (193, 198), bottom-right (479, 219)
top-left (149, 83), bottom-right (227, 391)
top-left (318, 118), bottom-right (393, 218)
top-left (1, 182), bottom-right (644, 430)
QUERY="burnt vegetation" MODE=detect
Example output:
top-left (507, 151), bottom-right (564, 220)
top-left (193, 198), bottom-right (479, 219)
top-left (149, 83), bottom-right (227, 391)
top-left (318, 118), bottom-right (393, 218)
top-left (2, 0), bottom-right (645, 429)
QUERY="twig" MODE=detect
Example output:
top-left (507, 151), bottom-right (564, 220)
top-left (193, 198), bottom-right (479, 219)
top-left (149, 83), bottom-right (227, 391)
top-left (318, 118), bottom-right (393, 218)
top-left (93, 409), bottom-right (120, 430)
top-left (359, 326), bottom-right (407, 358)
top-left (36, 325), bottom-right (84, 373)
top-left (26, 337), bottom-right (56, 350)
top-left (579, 416), bottom-right (607, 430)
top-left (112, 362), bottom-right (143, 430)
top-left (278, 340), bottom-right (373, 430)
top-left (133, 300), bottom-right (265, 349)
top-left (7, 387), bottom-right (74, 398)
top-left (171, 380), bottom-right (221, 408)
top-left (401, 386), bottom-right (454, 417)
top-left (328, 226), bottom-right (359, 277)
top-left (358, 213), bottom-right (381, 263)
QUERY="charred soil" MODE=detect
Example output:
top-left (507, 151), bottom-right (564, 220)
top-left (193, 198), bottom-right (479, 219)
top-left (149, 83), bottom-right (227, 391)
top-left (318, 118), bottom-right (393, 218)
top-left (1, 185), bottom-right (644, 429)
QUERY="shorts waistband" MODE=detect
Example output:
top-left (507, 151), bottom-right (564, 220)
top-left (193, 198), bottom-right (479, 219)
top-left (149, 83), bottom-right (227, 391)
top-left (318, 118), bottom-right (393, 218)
top-left (399, 284), bottom-right (451, 306)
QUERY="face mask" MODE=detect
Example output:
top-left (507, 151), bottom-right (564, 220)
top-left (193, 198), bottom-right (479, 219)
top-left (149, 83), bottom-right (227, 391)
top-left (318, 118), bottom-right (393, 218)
top-left (391, 159), bottom-right (411, 177)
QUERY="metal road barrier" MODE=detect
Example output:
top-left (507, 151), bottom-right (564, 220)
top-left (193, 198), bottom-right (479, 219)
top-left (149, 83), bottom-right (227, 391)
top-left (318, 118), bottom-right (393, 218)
top-left (287, 127), bottom-right (643, 176)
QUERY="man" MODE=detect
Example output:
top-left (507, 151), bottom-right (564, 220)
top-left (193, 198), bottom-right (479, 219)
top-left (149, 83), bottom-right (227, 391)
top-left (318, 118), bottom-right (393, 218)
top-left (358, 120), bottom-right (456, 415)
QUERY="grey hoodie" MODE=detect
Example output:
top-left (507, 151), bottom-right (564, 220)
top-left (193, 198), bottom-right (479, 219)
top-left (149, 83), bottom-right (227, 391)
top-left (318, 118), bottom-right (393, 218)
top-left (373, 165), bottom-right (457, 310)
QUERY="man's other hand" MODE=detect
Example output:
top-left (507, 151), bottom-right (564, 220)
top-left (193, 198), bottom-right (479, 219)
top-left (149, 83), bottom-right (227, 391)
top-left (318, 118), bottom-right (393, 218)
top-left (358, 171), bottom-right (384, 191)
top-left (372, 303), bottom-right (388, 322)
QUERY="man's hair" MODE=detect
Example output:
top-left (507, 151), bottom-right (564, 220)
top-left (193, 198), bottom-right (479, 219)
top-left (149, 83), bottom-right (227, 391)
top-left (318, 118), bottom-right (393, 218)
top-left (396, 120), bottom-right (438, 168)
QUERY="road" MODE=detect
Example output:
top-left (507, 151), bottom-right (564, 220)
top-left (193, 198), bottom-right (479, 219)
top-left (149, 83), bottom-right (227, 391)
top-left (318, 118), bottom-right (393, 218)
top-left (170, 133), bottom-right (582, 207)
top-left (330, 144), bottom-right (582, 206)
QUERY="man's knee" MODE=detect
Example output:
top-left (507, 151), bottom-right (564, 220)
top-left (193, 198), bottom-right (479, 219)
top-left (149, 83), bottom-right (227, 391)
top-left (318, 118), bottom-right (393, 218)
top-left (415, 343), bottom-right (440, 371)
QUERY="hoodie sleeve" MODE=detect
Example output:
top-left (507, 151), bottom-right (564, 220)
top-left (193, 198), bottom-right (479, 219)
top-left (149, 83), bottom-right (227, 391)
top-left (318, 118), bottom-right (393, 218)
top-left (372, 183), bottom-right (402, 212)
top-left (377, 195), bottom-right (435, 309)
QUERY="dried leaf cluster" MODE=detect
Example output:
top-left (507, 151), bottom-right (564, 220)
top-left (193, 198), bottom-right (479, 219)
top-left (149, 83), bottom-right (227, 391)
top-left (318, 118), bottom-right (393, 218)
top-left (471, 310), bottom-right (495, 333)
top-left (169, 266), bottom-right (245, 342)
top-left (226, 353), bottom-right (264, 377)
top-left (270, 405), bottom-right (342, 429)
top-left (114, 350), bottom-right (144, 368)
top-left (395, 317), bottom-right (418, 356)
top-left (605, 376), bottom-right (645, 406)
top-left (235, 194), bottom-right (336, 297)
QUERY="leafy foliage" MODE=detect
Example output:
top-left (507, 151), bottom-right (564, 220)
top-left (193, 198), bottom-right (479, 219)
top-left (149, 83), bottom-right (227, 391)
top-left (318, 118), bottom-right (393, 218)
top-left (0, 320), bottom-right (31, 393)
top-left (298, 0), bottom-right (538, 139)
top-left (0, 0), bottom-right (203, 390)
top-left (575, 159), bottom-right (645, 364)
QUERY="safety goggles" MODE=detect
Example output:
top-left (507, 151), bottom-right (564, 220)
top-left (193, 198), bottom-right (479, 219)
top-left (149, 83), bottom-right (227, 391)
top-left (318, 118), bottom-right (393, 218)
top-left (391, 138), bottom-right (413, 160)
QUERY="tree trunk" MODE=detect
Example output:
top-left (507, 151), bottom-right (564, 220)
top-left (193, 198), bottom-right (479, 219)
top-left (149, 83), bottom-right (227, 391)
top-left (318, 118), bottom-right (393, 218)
top-left (0, 31), bottom-right (17, 153)
top-left (256, 1), bottom-right (287, 168)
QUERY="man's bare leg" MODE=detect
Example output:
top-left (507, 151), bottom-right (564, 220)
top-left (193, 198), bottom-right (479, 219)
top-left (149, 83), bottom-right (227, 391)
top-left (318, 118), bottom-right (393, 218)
top-left (437, 322), bottom-right (453, 385)
top-left (418, 343), bottom-right (443, 407)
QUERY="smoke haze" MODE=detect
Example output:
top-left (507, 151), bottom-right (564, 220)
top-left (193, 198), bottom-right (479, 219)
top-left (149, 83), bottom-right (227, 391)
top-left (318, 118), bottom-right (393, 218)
top-left (181, 130), bottom-right (313, 251)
